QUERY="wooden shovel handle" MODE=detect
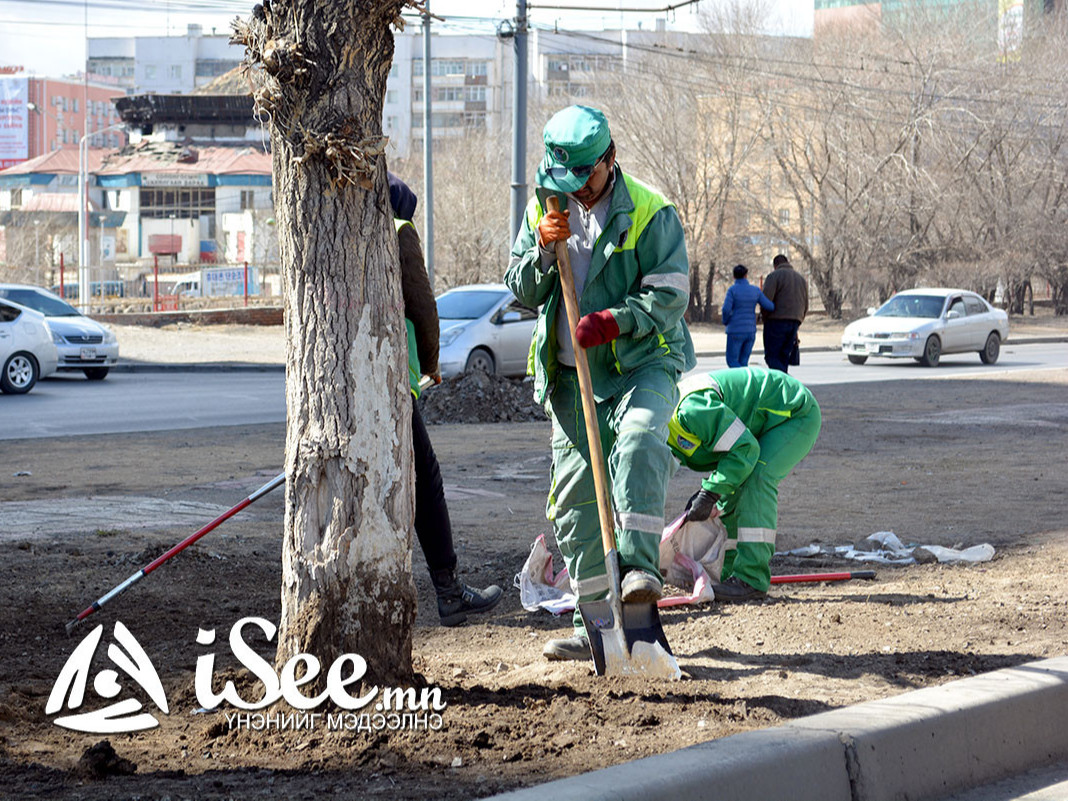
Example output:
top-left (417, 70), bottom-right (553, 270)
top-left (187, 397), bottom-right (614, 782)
top-left (546, 195), bottom-right (616, 558)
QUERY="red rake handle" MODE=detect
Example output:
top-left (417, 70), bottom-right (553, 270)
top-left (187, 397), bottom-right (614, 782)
top-left (770, 570), bottom-right (876, 584)
top-left (66, 472), bottom-right (285, 633)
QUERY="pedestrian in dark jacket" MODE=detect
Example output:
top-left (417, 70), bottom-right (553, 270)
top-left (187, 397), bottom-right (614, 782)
top-left (761, 254), bottom-right (808, 373)
top-left (721, 264), bottom-right (774, 368)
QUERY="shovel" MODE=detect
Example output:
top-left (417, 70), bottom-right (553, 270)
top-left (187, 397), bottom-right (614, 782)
top-left (546, 195), bottom-right (680, 680)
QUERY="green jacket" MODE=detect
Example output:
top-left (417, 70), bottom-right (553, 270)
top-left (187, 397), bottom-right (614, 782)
top-left (668, 368), bottom-right (818, 496)
top-left (505, 166), bottom-right (695, 403)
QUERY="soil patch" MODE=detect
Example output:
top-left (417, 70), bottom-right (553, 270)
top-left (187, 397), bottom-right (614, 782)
top-left (0, 374), bottom-right (1066, 799)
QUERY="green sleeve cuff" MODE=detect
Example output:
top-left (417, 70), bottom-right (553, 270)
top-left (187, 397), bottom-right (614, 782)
top-left (610, 306), bottom-right (636, 334)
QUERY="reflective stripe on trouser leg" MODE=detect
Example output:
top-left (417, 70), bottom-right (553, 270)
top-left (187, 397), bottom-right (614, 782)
top-left (607, 364), bottom-right (680, 579)
top-left (546, 370), bottom-right (613, 635)
top-left (726, 402), bottom-right (822, 592)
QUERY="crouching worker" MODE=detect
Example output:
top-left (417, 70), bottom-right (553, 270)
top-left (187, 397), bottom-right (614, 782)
top-left (391, 172), bottom-right (503, 626)
top-left (668, 367), bottom-right (821, 602)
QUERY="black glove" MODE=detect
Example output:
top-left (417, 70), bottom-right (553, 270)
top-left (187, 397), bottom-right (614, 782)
top-left (685, 489), bottom-right (720, 522)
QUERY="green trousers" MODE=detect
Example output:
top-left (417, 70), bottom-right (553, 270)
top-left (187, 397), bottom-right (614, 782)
top-left (547, 364), bottom-right (679, 634)
top-left (719, 402), bottom-right (822, 592)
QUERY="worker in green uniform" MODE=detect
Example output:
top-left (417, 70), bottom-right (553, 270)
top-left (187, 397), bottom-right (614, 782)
top-left (505, 105), bottom-right (695, 661)
top-left (668, 367), bottom-right (821, 602)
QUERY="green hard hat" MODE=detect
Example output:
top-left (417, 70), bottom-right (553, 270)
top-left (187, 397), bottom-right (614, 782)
top-left (536, 105), bottom-right (612, 194)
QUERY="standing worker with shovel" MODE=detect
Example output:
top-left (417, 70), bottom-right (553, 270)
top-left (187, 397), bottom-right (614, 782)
top-left (506, 105), bottom-right (695, 664)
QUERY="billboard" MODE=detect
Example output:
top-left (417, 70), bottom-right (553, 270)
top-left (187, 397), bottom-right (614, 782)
top-left (0, 77), bottom-right (29, 169)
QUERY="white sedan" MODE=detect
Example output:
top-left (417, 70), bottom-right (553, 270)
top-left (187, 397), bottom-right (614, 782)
top-left (841, 288), bottom-right (1010, 367)
top-left (436, 284), bottom-right (538, 378)
top-left (0, 297), bottom-right (59, 394)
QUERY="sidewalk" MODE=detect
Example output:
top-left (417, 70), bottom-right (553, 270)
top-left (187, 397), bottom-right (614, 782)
top-left (109, 313), bottom-right (1068, 369)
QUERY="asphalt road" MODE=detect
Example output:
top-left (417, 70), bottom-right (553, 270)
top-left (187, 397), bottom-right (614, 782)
top-left (1, 341), bottom-right (1064, 440)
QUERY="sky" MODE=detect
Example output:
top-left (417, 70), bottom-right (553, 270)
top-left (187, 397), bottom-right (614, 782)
top-left (0, 0), bottom-right (814, 79)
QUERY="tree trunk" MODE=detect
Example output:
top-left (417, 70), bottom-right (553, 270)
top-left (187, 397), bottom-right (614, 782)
top-left (236, 1), bottom-right (417, 685)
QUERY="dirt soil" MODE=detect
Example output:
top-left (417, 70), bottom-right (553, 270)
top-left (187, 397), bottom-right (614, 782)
top-left (1, 368), bottom-right (1067, 800)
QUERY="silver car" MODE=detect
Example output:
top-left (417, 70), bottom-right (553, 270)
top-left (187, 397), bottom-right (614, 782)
top-left (436, 284), bottom-right (538, 378)
top-left (0, 297), bottom-right (59, 394)
top-left (0, 284), bottom-right (119, 380)
top-left (841, 288), bottom-right (1010, 367)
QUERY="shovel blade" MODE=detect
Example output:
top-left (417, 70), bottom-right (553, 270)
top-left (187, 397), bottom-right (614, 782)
top-left (579, 597), bottom-right (681, 681)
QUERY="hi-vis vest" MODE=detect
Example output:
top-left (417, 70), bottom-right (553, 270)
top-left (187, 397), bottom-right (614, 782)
top-left (395, 217), bottom-right (422, 398)
top-left (525, 173), bottom-right (670, 266)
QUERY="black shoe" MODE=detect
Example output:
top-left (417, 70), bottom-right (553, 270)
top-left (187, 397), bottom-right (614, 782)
top-left (712, 576), bottom-right (767, 603)
top-left (431, 569), bottom-right (503, 627)
top-left (542, 635), bottom-right (591, 661)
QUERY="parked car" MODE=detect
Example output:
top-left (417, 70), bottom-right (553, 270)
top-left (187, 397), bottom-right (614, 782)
top-left (0, 297), bottom-right (59, 394)
top-left (436, 284), bottom-right (538, 378)
top-left (841, 288), bottom-right (1009, 367)
top-left (0, 284), bottom-right (119, 380)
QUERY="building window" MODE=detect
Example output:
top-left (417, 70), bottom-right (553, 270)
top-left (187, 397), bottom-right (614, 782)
top-left (169, 65), bottom-right (182, 80)
top-left (413, 87), bottom-right (423, 102)
top-left (464, 111), bottom-right (486, 128)
top-left (240, 190), bottom-right (255, 210)
top-left (73, 99), bottom-right (79, 113)
top-left (145, 65), bottom-right (157, 79)
top-left (389, 63), bottom-right (398, 77)
top-left (413, 58), bottom-right (423, 76)
top-left (139, 187), bottom-right (216, 219)
top-left (467, 60), bottom-right (488, 77)
top-left (434, 86), bottom-right (463, 102)
top-left (431, 59), bottom-right (464, 76)
top-left (465, 86), bottom-right (486, 102)
top-left (386, 89), bottom-right (398, 105)
top-left (778, 208), bottom-right (790, 226)
top-left (385, 115), bottom-right (398, 130)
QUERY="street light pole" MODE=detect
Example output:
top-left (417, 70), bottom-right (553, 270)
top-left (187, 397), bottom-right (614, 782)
top-left (34, 220), bottom-right (40, 285)
top-left (77, 121), bottom-right (125, 312)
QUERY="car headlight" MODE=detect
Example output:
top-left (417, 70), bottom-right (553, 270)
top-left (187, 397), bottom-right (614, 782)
top-left (102, 327), bottom-right (117, 344)
top-left (47, 325), bottom-right (65, 345)
top-left (440, 325), bottom-right (467, 347)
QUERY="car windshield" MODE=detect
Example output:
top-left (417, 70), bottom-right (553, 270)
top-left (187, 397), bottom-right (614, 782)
top-left (0, 288), bottom-right (81, 317)
top-left (874, 295), bottom-right (945, 319)
top-left (436, 290), bottom-right (504, 320)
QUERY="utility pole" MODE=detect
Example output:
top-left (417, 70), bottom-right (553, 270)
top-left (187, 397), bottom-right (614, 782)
top-left (422, 1), bottom-right (434, 289)
top-left (510, 0), bottom-right (529, 244)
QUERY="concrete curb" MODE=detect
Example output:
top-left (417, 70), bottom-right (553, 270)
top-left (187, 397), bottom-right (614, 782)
top-left (112, 361), bottom-right (285, 373)
top-left (484, 656), bottom-right (1068, 801)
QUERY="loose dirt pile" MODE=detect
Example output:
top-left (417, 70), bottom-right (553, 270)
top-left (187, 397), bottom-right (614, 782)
top-left (418, 371), bottom-right (548, 424)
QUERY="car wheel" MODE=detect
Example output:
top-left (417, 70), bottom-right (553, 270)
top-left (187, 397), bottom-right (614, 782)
top-left (979, 332), bottom-right (1000, 365)
top-left (847, 354), bottom-right (868, 365)
top-left (464, 347), bottom-right (496, 374)
top-left (919, 335), bottom-right (941, 367)
top-left (1, 352), bottom-right (39, 394)
top-left (84, 367), bottom-right (110, 381)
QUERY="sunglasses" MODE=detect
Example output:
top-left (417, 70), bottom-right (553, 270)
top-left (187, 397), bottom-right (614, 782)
top-left (547, 150), bottom-right (608, 181)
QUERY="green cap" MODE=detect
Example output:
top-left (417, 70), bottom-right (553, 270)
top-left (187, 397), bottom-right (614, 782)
top-left (535, 105), bottom-right (612, 193)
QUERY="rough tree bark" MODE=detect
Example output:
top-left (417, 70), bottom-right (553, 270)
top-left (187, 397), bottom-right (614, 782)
top-left (235, 0), bottom-right (420, 684)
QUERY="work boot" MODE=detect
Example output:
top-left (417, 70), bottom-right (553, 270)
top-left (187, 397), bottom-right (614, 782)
top-left (430, 569), bottom-right (503, 627)
top-left (712, 575), bottom-right (767, 603)
top-left (620, 569), bottom-right (662, 603)
top-left (542, 634), bottom-right (591, 662)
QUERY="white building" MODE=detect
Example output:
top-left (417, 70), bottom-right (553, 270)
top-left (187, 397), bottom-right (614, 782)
top-left (88, 24), bottom-right (243, 95)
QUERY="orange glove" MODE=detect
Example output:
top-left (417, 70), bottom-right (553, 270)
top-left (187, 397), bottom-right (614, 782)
top-left (537, 209), bottom-right (571, 248)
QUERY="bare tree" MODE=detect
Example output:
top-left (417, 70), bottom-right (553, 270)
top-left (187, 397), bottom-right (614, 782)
top-left (235, 0), bottom-right (420, 683)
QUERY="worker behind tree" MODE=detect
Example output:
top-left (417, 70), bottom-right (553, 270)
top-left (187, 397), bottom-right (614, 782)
top-left (505, 105), bottom-right (695, 662)
top-left (390, 172), bottom-right (503, 626)
top-left (669, 367), bottom-right (821, 602)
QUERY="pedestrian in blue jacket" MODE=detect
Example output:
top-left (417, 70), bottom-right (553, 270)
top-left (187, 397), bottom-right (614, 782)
top-left (721, 264), bottom-right (774, 367)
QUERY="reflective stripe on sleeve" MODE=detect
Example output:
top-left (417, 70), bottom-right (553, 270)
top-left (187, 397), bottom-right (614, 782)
top-left (712, 417), bottom-right (747, 452)
top-left (641, 272), bottom-right (690, 293)
top-left (737, 527), bottom-right (777, 545)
